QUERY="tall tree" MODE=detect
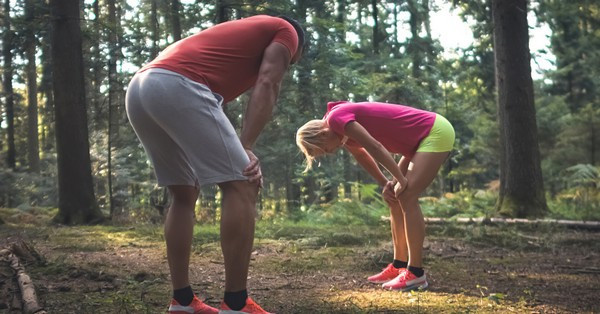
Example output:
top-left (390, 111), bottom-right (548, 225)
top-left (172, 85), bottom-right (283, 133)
top-left (90, 0), bottom-right (104, 127)
top-left (371, 0), bottom-right (380, 54)
top-left (106, 0), bottom-right (120, 216)
top-left (536, 1), bottom-right (600, 168)
top-left (39, 36), bottom-right (54, 152)
top-left (2, 0), bottom-right (16, 170)
top-left (336, 0), bottom-right (346, 44)
top-left (37, 0), bottom-right (54, 152)
top-left (149, 0), bottom-right (159, 58)
top-left (391, 0), bottom-right (400, 56)
top-left (537, 0), bottom-right (599, 113)
top-left (50, 0), bottom-right (103, 224)
top-left (492, 0), bottom-right (547, 217)
top-left (407, 0), bottom-right (423, 78)
top-left (25, 0), bottom-right (40, 172)
top-left (295, 0), bottom-right (318, 207)
top-left (170, 0), bottom-right (182, 41)
top-left (216, 0), bottom-right (230, 24)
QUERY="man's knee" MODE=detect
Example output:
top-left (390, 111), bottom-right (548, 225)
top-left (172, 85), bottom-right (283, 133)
top-left (219, 181), bottom-right (258, 203)
top-left (168, 185), bottom-right (198, 205)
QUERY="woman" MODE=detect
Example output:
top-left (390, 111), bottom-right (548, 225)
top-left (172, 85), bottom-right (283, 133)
top-left (296, 101), bottom-right (454, 291)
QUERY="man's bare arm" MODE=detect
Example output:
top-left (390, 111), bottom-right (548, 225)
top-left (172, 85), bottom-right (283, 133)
top-left (240, 42), bottom-right (292, 149)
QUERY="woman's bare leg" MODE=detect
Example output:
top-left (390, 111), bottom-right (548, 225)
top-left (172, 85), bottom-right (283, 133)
top-left (398, 152), bottom-right (449, 268)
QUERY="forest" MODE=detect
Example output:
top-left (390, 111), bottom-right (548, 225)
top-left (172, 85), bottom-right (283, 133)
top-left (0, 0), bottom-right (599, 313)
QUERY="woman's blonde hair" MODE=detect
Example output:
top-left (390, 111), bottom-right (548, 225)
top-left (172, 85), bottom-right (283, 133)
top-left (296, 119), bottom-right (328, 172)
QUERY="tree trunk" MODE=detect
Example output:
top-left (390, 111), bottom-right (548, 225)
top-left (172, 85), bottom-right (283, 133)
top-left (407, 0), bottom-right (422, 78)
top-left (150, 0), bottom-right (159, 59)
top-left (492, 0), bottom-right (547, 218)
top-left (216, 0), bottom-right (229, 24)
top-left (336, 0), bottom-right (346, 43)
top-left (106, 0), bottom-right (120, 217)
top-left (40, 10), bottom-right (55, 153)
top-left (371, 0), bottom-right (379, 54)
top-left (422, 0), bottom-right (435, 66)
top-left (286, 166), bottom-right (301, 213)
top-left (587, 105), bottom-right (597, 165)
top-left (393, 0), bottom-right (400, 56)
top-left (171, 0), bottom-right (182, 41)
top-left (107, 66), bottom-right (115, 217)
top-left (3, 0), bottom-right (16, 170)
top-left (91, 0), bottom-right (103, 129)
top-left (343, 150), bottom-right (353, 198)
top-left (50, 0), bottom-right (103, 224)
top-left (25, 0), bottom-right (40, 173)
top-left (295, 0), bottom-right (317, 208)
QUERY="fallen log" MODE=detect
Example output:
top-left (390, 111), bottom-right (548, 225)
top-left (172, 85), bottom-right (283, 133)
top-left (0, 242), bottom-right (46, 314)
top-left (380, 216), bottom-right (600, 230)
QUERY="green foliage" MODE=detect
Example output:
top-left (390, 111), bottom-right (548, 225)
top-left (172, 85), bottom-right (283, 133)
top-left (420, 189), bottom-right (497, 218)
top-left (292, 183), bottom-right (386, 226)
top-left (565, 164), bottom-right (600, 187)
top-left (1, 0), bottom-right (599, 223)
top-left (0, 157), bottom-right (57, 208)
top-left (547, 164), bottom-right (600, 220)
top-left (304, 198), bottom-right (386, 226)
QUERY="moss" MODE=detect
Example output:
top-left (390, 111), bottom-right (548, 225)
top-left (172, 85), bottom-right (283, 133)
top-left (498, 195), bottom-right (547, 218)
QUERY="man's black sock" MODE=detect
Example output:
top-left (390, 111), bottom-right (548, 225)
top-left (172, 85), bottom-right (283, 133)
top-left (173, 285), bottom-right (194, 306)
top-left (408, 266), bottom-right (424, 277)
top-left (392, 259), bottom-right (408, 269)
top-left (224, 289), bottom-right (248, 311)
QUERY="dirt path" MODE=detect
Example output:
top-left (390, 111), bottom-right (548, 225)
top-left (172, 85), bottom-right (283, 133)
top-left (1, 221), bottom-right (599, 313)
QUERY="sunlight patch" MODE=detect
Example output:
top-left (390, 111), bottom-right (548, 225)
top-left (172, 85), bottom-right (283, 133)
top-left (322, 288), bottom-right (527, 312)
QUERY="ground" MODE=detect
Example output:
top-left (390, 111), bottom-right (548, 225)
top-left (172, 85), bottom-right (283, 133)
top-left (1, 210), bottom-right (599, 313)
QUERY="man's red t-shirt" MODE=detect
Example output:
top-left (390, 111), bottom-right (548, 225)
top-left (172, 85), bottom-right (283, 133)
top-left (140, 15), bottom-right (298, 103)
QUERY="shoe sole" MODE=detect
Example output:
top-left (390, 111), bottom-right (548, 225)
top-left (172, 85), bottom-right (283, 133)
top-left (368, 279), bottom-right (396, 284)
top-left (385, 281), bottom-right (429, 292)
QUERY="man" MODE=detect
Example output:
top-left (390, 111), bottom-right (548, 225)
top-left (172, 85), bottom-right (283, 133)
top-left (125, 15), bottom-right (304, 314)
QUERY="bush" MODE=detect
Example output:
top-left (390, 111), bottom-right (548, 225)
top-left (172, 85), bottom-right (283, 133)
top-left (548, 164), bottom-right (600, 221)
top-left (420, 189), bottom-right (497, 218)
top-left (301, 183), bottom-right (388, 226)
top-left (0, 168), bottom-right (57, 208)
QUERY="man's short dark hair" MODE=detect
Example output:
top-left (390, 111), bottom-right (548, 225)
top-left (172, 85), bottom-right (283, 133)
top-left (278, 15), bottom-right (305, 50)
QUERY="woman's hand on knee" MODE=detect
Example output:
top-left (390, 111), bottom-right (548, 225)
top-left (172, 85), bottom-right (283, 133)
top-left (394, 177), bottom-right (408, 197)
top-left (382, 181), bottom-right (398, 204)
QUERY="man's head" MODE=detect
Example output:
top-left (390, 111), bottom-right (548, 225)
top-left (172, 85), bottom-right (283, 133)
top-left (278, 15), bottom-right (305, 63)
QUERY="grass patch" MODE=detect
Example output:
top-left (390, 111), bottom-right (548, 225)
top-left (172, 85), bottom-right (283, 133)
top-left (190, 220), bottom-right (389, 248)
top-left (427, 223), bottom-right (569, 252)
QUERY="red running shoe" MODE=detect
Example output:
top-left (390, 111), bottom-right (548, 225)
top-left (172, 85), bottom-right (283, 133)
top-left (218, 297), bottom-right (272, 314)
top-left (167, 295), bottom-right (218, 314)
top-left (382, 268), bottom-right (428, 291)
top-left (367, 263), bottom-right (404, 284)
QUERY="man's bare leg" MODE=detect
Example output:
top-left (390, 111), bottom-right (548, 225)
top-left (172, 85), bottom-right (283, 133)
top-left (218, 180), bottom-right (259, 292)
top-left (165, 185), bottom-right (198, 290)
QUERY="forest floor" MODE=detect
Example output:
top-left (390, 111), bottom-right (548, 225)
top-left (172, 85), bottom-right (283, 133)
top-left (1, 208), bottom-right (599, 313)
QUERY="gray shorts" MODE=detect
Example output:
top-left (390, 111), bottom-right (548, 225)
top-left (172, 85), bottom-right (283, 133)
top-left (125, 68), bottom-right (250, 187)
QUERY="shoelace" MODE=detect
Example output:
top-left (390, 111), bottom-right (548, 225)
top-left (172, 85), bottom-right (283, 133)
top-left (397, 270), bottom-right (410, 281)
top-left (384, 266), bottom-right (397, 275)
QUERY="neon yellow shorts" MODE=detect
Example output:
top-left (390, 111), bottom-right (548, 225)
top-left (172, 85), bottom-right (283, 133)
top-left (416, 114), bottom-right (455, 153)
